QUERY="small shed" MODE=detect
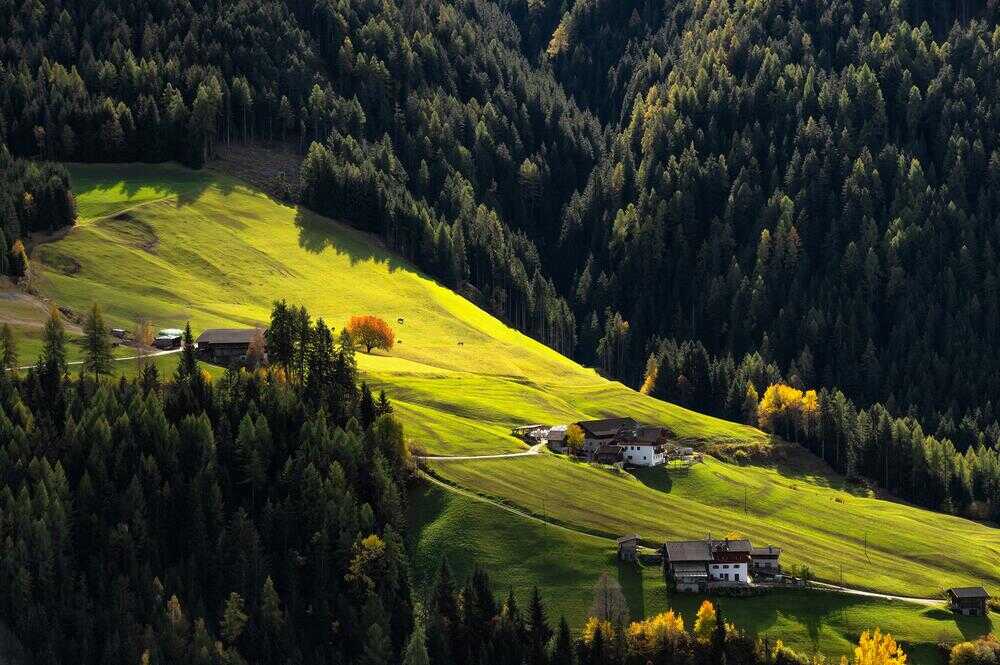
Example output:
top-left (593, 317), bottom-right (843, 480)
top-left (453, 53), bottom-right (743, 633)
top-left (947, 587), bottom-right (990, 616)
top-left (617, 534), bottom-right (640, 562)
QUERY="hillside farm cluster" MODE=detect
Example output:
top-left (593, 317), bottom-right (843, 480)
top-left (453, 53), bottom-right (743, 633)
top-left (515, 417), bottom-right (703, 467)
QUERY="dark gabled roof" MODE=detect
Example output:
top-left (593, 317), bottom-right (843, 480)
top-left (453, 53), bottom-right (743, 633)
top-left (664, 540), bottom-right (713, 563)
top-left (947, 586), bottom-right (989, 599)
top-left (712, 539), bottom-right (752, 553)
top-left (616, 534), bottom-right (640, 545)
top-left (196, 328), bottom-right (263, 345)
top-left (751, 546), bottom-right (781, 557)
top-left (577, 417), bottom-right (638, 438)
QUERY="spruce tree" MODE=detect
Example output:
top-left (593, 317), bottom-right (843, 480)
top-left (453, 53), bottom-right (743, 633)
top-left (402, 626), bottom-right (430, 665)
top-left (528, 586), bottom-right (552, 665)
top-left (82, 303), bottom-right (114, 381)
top-left (38, 307), bottom-right (67, 394)
top-left (552, 617), bottom-right (574, 665)
top-left (0, 322), bottom-right (17, 372)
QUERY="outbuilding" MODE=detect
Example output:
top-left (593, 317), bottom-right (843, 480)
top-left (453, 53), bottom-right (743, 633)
top-left (617, 535), bottom-right (640, 562)
top-left (947, 587), bottom-right (990, 616)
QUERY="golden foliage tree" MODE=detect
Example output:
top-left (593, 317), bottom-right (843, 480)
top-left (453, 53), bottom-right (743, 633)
top-left (843, 629), bottom-right (907, 665)
top-left (346, 315), bottom-right (395, 353)
top-left (565, 423), bottom-right (585, 452)
top-left (693, 599), bottom-right (717, 641)
top-left (582, 617), bottom-right (614, 645)
top-left (640, 353), bottom-right (658, 394)
top-left (625, 610), bottom-right (685, 655)
top-left (757, 384), bottom-right (818, 441)
top-left (547, 20), bottom-right (571, 57)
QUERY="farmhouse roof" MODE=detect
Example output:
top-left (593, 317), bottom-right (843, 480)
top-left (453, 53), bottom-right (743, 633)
top-left (616, 534), bottom-right (640, 545)
top-left (664, 540), bottom-right (713, 563)
top-left (577, 417), bottom-right (638, 438)
top-left (751, 546), bottom-right (782, 557)
top-left (947, 586), bottom-right (989, 599)
top-left (196, 328), bottom-right (263, 345)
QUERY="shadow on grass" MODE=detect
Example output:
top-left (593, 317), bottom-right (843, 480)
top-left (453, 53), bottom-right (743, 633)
top-left (294, 206), bottom-right (408, 271)
top-left (628, 467), bottom-right (674, 494)
top-left (617, 559), bottom-right (646, 620)
top-left (68, 162), bottom-right (233, 213)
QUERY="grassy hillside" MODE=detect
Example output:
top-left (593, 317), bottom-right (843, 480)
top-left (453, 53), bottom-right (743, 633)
top-left (428, 455), bottom-right (1000, 597)
top-left (410, 481), bottom-right (997, 665)
top-left (33, 163), bottom-right (761, 456)
top-left (25, 162), bottom-right (998, 661)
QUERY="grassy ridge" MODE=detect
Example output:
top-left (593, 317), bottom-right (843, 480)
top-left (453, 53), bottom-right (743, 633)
top-left (409, 481), bottom-right (997, 665)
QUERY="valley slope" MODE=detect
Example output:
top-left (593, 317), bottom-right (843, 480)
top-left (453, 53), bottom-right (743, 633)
top-left (21, 163), bottom-right (998, 660)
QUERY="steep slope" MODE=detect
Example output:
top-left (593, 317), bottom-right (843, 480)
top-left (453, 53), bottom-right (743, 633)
top-left (33, 163), bottom-right (759, 456)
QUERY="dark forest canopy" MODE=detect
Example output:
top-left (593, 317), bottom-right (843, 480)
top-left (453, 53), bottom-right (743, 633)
top-left (5, 0), bottom-right (1000, 510)
top-left (0, 304), bottom-right (413, 664)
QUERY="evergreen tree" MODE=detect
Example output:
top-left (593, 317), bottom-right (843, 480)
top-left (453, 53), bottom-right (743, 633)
top-left (552, 617), bottom-right (574, 665)
top-left (527, 586), bottom-right (552, 665)
top-left (81, 303), bottom-right (114, 381)
top-left (0, 322), bottom-right (17, 372)
top-left (402, 625), bottom-right (430, 665)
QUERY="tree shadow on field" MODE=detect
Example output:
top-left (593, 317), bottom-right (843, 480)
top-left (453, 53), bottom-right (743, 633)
top-left (293, 206), bottom-right (407, 271)
top-left (69, 162), bottom-right (229, 214)
top-left (616, 558), bottom-right (646, 620)
top-left (629, 466), bottom-right (674, 494)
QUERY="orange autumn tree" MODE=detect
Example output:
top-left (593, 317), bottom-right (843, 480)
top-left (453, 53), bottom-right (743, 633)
top-left (757, 384), bottom-right (818, 441)
top-left (346, 315), bottom-right (395, 353)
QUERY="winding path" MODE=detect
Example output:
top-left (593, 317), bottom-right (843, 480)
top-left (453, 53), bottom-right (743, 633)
top-left (15, 347), bottom-right (182, 371)
top-left (414, 442), bottom-right (545, 461)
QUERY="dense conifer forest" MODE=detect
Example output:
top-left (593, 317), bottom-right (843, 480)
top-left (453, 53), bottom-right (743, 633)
top-left (3, 0), bottom-right (1000, 522)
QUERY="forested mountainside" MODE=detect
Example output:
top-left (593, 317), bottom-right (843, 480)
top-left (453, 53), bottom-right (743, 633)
top-left (4, 0), bottom-right (1000, 514)
top-left (547, 0), bottom-right (1000, 427)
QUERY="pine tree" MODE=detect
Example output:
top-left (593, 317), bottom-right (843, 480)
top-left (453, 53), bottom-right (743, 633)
top-left (552, 617), bottom-right (574, 665)
top-left (402, 625), bottom-right (430, 665)
top-left (82, 303), bottom-right (114, 381)
top-left (38, 307), bottom-right (67, 394)
top-left (221, 592), bottom-right (248, 645)
top-left (527, 586), bottom-right (552, 665)
top-left (362, 622), bottom-right (392, 665)
top-left (359, 383), bottom-right (377, 428)
top-left (175, 322), bottom-right (199, 382)
top-left (0, 322), bottom-right (17, 372)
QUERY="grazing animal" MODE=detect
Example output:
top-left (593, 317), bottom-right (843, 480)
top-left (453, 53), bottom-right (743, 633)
top-left (397, 317), bottom-right (404, 324)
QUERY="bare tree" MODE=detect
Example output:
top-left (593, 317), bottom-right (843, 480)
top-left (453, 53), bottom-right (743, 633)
top-left (589, 571), bottom-right (629, 628)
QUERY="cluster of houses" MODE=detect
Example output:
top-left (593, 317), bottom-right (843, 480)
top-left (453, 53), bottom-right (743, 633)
top-left (532, 416), bottom-right (699, 467)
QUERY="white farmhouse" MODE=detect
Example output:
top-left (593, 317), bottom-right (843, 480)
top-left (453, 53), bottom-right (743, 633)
top-left (617, 426), bottom-right (671, 466)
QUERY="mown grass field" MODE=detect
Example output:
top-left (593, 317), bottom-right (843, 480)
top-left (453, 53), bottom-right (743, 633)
top-left (429, 454), bottom-right (1000, 597)
top-left (24, 162), bottom-right (998, 661)
top-left (409, 481), bottom-right (997, 665)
